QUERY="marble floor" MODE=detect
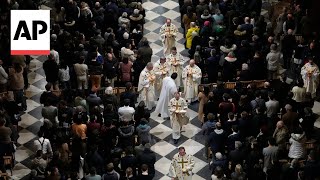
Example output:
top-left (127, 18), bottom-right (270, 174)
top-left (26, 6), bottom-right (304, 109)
top-left (8, 0), bottom-right (320, 179)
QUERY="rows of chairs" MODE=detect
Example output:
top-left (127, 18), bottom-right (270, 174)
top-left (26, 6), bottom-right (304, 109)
top-left (199, 80), bottom-right (267, 91)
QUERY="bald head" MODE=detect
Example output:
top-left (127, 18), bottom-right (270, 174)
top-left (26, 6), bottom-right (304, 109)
top-left (189, 59), bottom-right (195, 67)
top-left (288, 29), bottom-right (293, 35)
top-left (276, 121), bottom-right (284, 128)
top-left (147, 62), bottom-right (153, 71)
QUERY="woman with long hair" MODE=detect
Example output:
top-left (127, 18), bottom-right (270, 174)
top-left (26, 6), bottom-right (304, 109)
top-left (198, 86), bottom-right (210, 124)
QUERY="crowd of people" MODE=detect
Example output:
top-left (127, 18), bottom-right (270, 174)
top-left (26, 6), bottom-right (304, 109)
top-left (0, 0), bottom-right (320, 179)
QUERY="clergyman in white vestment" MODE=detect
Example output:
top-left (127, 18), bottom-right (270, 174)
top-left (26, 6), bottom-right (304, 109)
top-left (153, 57), bottom-right (170, 99)
top-left (167, 46), bottom-right (184, 88)
top-left (137, 62), bottom-right (156, 110)
top-left (169, 93), bottom-right (189, 144)
top-left (160, 18), bottom-right (178, 56)
top-left (154, 73), bottom-right (178, 119)
top-left (168, 146), bottom-right (195, 180)
top-left (182, 59), bottom-right (202, 103)
top-left (301, 58), bottom-right (319, 98)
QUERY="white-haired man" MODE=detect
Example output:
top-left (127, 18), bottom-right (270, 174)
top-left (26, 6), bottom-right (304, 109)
top-left (138, 62), bottom-right (156, 110)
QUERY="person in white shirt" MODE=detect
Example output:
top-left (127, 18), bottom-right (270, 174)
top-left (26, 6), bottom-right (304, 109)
top-left (58, 63), bottom-right (70, 90)
top-left (118, 99), bottom-right (135, 122)
top-left (291, 80), bottom-right (306, 103)
top-left (34, 129), bottom-right (52, 157)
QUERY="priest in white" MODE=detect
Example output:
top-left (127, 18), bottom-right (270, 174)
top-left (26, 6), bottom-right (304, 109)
top-left (154, 73), bottom-right (178, 119)
top-left (160, 18), bottom-right (178, 56)
top-left (153, 57), bottom-right (170, 98)
top-left (138, 62), bottom-right (156, 110)
top-left (169, 92), bottom-right (189, 144)
top-left (182, 59), bottom-right (202, 103)
top-left (301, 58), bottom-right (320, 98)
top-left (167, 46), bottom-right (184, 87)
top-left (168, 146), bottom-right (195, 180)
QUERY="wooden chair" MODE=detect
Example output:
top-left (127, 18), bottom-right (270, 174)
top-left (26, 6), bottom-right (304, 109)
top-left (305, 139), bottom-right (316, 150)
top-left (118, 87), bottom-right (126, 97)
top-left (3, 155), bottom-right (13, 175)
top-left (254, 80), bottom-right (266, 88)
top-left (225, 82), bottom-right (236, 89)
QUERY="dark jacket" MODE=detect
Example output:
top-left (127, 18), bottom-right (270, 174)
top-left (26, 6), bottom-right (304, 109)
top-left (137, 148), bottom-right (156, 177)
top-left (208, 129), bottom-right (227, 153)
top-left (43, 60), bottom-right (59, 83)
top-left (118, 125), bottom-right (135, 148)
top-left (104, 59), bottom-right (118, 79)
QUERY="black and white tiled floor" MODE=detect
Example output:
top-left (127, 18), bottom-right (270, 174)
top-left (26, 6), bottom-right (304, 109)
top-left (10, 0), bottom-right (320, 179)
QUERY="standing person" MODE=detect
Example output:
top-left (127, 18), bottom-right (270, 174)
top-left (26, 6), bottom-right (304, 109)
top-left (263, 138), bottom-right (279, 173)
top-left (168, 146), bottom-right (195, 180)
top-left (74, 56), bottom-right (89, 90)
top-left (266, 44), bottom-right (282, 80)
top-left (153, 57), bottom-right (170, 99)
top-left (119, 57), bottom-right (133, 85)
top-left (0, 60), bottom-right (8, 93)
top-left (137, 62), bottom-right (156, 110)
top-left (300, 57), bottom-right (319, 98)
top-left (160, 18), bottom-right (178, 55)
top-left (58, 63), bottom-right (70, 90)
top-left (8, 63), bottom-right (26, 111)
top-left (169, 92), bottom-right (189, 144)
top-left (104, 53), bottom-right (118, 87)
top-left (197, 86), bottom-right (209, 124)
top-left (167, 47), bottom-right (184, 88)
top-left (43, 54), bottom-right (59, 88)
top-left (155, 73), bottom-right (178, 119)
top-left (118, 99), bottom-right (135, 122)
top-left (182, 59), bottom-right (202, 103)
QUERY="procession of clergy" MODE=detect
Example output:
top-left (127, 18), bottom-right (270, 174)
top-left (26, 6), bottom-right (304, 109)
top-left (136, 18), bottom-right (201, 180)
top-left (136, 15), bottom-right (320, 179)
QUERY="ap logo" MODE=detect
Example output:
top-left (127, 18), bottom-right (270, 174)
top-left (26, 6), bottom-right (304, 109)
top-left (10, 10), bottom-right (50, 55)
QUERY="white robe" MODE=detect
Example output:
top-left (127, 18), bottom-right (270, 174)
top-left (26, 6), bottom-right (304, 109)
top-left (154, 77), bottom-right (178, 118)
top-left (182, 65), bottom-right (202, 102)
top-left (138, 67), bottom-right (156, 110)
top-left (168, 153), bottom-right (195, 180)
top-left (153, 60), bottom-right (170, 98)
top-left (301, 62), bottom-right (319, 98)
top-left (169, 97), bottom-right (189, 140)
top-left (167, 53), bottom-right (184, 87)
top-left (160, 23), bottom-right (178, 56)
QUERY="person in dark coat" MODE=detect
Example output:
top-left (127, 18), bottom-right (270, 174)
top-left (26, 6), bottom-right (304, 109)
top-left (210, 152), bottom-right (228, 171)
top-left (281, 29), bottom-right (296, 69)
top-left (238, 63), bottom-right (251, 81)
top-left (208, 122), bottom-right (227, 154)
top-left (207, 49), bottom-right (220, 83)
top-left (43, 54), bottom-right (59, 86)
top-left (121, 147), bottom-right (138, 176)
top-left (223, 52), bottom-right (237, 82)
top-left (137, 40), bottom-right (153, 64)
top-left (104, 53), bottom-right (118, 86)
top-left (228, 141), bottom-right (245, 169)
top-left (136, 144), bottom-right (156, 178)
top-left (120, 82), bottom-right (136, 107)
top-left (118, 121), bottom-right (135, 149)
top-left (249, 51), bottom-right (266, 80)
